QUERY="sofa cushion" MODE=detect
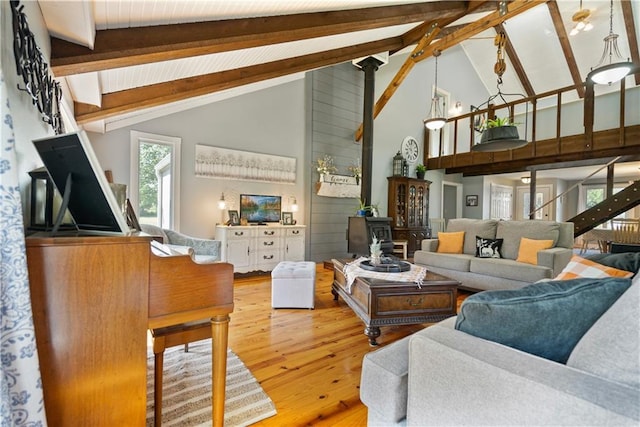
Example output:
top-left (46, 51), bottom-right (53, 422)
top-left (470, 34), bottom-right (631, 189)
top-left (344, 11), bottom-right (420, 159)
top-left (497, 220), bottom-right (560, 260)
top-left (437, 231), bottom-right (465, 254)
top-left (567, 276), bottom-right (639, 389)
top-left (585, 252), bottom-right (640, 277)
top-left (515, 237), bottom-right (554, 265)
top-left (475, 237), bottom-right (503, 258)
top-left (555, 255), bottom-right (634, 280)
top-left (470, 258), bottom-right (552, 283)
top-left (415, 252), bottom-right (474, 272)
top-left (455, 277), bottom-right (633, 363)
top-left (447, 219), bottom-right (498, 255)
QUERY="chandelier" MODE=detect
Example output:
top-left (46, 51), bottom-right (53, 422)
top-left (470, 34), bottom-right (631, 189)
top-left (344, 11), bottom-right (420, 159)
top-left (587, 0), bottom-right (633, 85)
top-left (423, 50), bottom-right (446, 130)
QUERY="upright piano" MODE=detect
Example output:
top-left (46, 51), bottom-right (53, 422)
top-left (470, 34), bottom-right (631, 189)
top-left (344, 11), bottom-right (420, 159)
top-left (26, 234), bottom-right (233, 426)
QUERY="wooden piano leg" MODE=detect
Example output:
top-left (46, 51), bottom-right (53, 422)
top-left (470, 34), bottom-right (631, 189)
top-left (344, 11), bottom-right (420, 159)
top-left (211, 315), bottom-right (230, 427)
top-left (152, 335), bottom-right (166, 427)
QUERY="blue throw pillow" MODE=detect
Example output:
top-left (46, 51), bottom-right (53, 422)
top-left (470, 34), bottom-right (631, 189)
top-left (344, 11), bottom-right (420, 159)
top-left (455, 277), bottom-right (633, 363)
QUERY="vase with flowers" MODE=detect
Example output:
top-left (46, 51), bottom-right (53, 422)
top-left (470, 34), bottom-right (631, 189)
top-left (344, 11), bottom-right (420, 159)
top-left (315, 155), bottom-right (337, 182)
top-left (348, 162), bottom-right (362, 185)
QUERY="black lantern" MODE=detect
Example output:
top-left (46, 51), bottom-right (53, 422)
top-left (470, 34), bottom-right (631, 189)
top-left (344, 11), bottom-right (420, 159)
top-left (392, 151), bottom-right (405, 176)
top-left (28, 167), bottom-right (73, 231)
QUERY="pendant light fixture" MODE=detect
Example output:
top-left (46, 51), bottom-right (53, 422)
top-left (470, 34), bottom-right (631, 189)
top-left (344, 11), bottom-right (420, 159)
top-left (587, 0), bottom-right (632, 85)
top-left (470, 32), bottom-right (529, 152)
top-left (423, 50), bottom-right (446, 130)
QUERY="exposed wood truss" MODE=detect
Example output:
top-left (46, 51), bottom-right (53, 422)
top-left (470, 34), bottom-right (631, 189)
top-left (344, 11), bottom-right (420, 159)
top-left (546, 1), bottom-right (585, 98)
top-left (494, 23), bottom-right (534, 97)
top-left (50, 2), bottom-right (469, 76)
top-left (354, 0), bottom-right (549, 141)
top-left (621, 0), bottom-right (640, 85)
top-left (73, 37), bottom-right (404, 124)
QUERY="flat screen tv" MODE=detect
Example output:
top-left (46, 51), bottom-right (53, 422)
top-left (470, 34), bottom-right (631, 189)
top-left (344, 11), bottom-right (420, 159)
top-left (32, 131), bottom-right (130, 235)
top-left (239, 194), bottom-right (281, 224)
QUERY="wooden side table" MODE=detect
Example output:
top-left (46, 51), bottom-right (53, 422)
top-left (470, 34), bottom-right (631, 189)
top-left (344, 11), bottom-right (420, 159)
top-left (392, 240), bottom-right (408, 259)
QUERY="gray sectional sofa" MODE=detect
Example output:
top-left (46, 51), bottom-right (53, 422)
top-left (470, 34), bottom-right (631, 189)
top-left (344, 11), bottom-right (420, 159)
top-left (360, 270), bottom-right (640, 426)
top-left (413, 219), bottom-right (574, 291)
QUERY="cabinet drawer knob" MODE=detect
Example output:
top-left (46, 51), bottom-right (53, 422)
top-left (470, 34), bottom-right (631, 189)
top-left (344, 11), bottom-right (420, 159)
top-left (264, 231), bottom-right (275, 235)
top-left (263, 255), bottom-right (274, 260)
top-left (292, 230), bottom-right (299, 235)
top-left (263, 241), bottom-right (274, 246)
top-left (234, 231), bottom-right (244, 236)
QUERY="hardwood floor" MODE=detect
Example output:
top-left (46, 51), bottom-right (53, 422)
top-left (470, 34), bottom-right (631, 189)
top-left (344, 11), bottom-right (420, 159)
top-left (227, 263), bottom-right (469, 426)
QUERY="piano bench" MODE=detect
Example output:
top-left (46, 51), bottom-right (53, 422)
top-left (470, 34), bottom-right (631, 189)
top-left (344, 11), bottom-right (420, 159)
top-left (271, 261), bottom-right (316, 309)
top-left (150, 320), bottom-right (212, 426)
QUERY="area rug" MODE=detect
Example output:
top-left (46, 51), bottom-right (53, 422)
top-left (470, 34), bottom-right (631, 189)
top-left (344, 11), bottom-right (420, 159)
top-left (147, 340), bottom-right (277, 426)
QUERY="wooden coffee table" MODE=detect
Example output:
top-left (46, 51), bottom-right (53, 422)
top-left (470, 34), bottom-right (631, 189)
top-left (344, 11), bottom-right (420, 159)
top-left (332, 259), bottom-right (459, 346)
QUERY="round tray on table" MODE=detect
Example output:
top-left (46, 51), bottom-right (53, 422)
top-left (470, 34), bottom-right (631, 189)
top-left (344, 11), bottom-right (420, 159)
top-left (359, 259), bottom-right (411, 273)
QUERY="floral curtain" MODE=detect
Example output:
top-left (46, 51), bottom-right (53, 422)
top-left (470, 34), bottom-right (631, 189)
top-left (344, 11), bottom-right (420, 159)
top-left (0, 71), bottom-right (47, 424)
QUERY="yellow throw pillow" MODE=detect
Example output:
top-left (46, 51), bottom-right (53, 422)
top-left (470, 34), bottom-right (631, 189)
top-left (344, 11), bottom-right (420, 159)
top-left (555, 255), bottom-right (634, 280)
top-left (437, 231), bottom-right (465, 254)
top-left (515, 237), bottom-right (554, 265)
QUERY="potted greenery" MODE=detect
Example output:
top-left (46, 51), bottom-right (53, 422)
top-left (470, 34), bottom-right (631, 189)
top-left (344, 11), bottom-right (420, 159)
top-left (415, 164), bottom-right (427, 179)
top-left (480, 117), bottom-right (520, 144)
top-left (356, 199), bottom-right (371, 217)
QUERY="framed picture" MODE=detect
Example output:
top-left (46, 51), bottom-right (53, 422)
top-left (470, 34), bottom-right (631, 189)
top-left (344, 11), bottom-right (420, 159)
top-left (228, 210), bottom-right (240, 225)
top-left (282, 211), bottom-right (293, 225)
top-left (466, 195), bottom-right (478, 207)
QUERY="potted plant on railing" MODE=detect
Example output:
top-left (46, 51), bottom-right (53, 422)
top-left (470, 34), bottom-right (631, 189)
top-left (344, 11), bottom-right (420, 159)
top-left (415, 164), bottom-right (427, 180)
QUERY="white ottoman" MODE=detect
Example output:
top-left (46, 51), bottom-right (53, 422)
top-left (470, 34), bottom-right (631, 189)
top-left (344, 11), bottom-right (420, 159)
top-left (271, 261), bottom-right (316, 309)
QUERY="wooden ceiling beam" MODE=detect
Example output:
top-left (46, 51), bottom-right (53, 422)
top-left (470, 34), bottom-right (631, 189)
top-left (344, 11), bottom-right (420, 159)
top-left (621, 0), bottom-right (640, 86)
top-left (73, 37), bottom-right (404, 124)
top-left (546, 0), bottom-right (585, 98)
top-left (495, 23), bottom-right (535, 97)
top-left (354, 0), bottom-right (547, 141)
top-left (51, 2), bottom-right (467, 77)
top-left (352, 23), bottom-right (443, 142)
top-left (412, 0), bottom-right (549, 65)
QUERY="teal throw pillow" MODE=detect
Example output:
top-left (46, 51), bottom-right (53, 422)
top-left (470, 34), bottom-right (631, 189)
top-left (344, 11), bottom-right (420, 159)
top-left (455, 277), bottom-right (633, 363)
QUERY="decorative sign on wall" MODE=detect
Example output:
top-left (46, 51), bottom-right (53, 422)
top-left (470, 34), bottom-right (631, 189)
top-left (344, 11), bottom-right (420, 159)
top-left (195, 144), bottom-right (296, 184)
top-left (316, 173), bottom-right (361, 198)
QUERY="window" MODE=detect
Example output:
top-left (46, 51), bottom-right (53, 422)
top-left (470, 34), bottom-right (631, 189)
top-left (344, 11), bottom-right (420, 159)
top-left (130, 131), bottom-right (181, 229)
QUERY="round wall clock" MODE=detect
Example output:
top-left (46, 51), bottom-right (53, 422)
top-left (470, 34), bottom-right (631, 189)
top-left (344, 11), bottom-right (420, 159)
top-left (401, 136), bottom-right (419, 164)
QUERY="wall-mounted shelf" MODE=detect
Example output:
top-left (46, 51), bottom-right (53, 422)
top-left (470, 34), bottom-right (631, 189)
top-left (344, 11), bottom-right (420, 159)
top-left (316, 174), bottom-right (360, 198)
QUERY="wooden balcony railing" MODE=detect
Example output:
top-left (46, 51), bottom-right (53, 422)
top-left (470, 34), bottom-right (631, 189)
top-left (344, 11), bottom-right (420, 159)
top-left (425, 77), bottom-right (640, 176)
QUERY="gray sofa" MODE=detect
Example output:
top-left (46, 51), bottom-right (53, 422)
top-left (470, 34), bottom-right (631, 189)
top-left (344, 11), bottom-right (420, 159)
top-left (360, 273), bottom-right (640, 426)
top-left (413, 219), bottom-right (574, 291)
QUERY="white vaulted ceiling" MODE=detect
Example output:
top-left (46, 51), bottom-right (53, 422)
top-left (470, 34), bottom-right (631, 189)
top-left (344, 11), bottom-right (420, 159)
top-left (36, 0), bottom-right (639, 134)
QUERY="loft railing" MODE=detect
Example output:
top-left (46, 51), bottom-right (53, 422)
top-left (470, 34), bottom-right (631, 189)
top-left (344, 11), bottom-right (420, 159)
top-left (427, 78), bottom-right (635, 163)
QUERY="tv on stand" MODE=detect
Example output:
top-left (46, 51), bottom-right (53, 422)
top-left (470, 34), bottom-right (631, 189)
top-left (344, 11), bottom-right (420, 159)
top-left (239, 194), bottom-right (281, 225)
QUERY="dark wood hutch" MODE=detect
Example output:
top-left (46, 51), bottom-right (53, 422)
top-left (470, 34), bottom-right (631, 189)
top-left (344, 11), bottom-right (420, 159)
top-left (387, 176), bottom-right (431, 256)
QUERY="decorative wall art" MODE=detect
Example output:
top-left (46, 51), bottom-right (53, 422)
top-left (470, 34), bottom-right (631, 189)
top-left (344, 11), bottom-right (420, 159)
top-left (11, 1), bottom-right (64, 134)
top-left (195, 145), bottom-right (296, 184)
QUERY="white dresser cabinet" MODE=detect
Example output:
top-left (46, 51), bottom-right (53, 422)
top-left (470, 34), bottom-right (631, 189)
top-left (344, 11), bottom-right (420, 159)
top-left (284, 227), bottom-right (305, 261)
top-left (215, 225), bottom-right (306, 273)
